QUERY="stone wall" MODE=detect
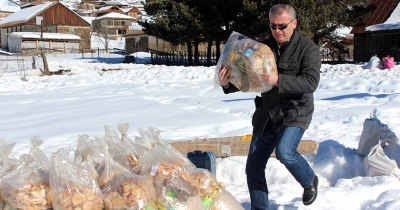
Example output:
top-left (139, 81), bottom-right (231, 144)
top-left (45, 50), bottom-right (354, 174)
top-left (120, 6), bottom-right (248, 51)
top-left (125, 36), bottom-right (149, 55)
top-left (57, 26), bottom-right (91, 51)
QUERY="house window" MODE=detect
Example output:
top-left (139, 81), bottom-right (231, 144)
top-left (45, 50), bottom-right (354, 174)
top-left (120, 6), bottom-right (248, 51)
top-left (70, 28), bottom-right (77, 35)
top-left (121, 21), bottom-right (125, 26)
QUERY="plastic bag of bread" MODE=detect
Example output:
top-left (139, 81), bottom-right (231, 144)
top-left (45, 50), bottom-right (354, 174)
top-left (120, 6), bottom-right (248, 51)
top-left (0, 153), bottom-right (52, 210)
top-left (0, 138), bottom-right (19, 176)
top-left (75, 134), bottom-right (105, 172)
top-left (0, 138), bottom-right (20, 210)
top-left (135, 128), bottom-right (204, 210)
top-left (214, 31), bottom-right (277, 93)
top-left (104, 122), bottom-right (146, 173)
top-left (192, 168), bottom-right (244, 210)
top-left (49, 147), bottom-right (104, 210)
top-left (102, 172), bottom-right (157, 210)
top-left (97, 149), bottom-right (131, 189)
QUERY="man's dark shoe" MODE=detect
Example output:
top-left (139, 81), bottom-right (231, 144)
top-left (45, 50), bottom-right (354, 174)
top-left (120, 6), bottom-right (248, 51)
top-left (303, 175), bottom-right (318, 205)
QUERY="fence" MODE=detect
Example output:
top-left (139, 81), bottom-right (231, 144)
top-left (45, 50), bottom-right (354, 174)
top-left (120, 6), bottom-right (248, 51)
top-left (149, 49), bottom-right (218, 66)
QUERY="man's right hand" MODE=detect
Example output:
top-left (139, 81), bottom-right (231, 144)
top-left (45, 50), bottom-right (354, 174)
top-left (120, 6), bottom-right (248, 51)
top-left (218, 65), bottom-right (232, 87)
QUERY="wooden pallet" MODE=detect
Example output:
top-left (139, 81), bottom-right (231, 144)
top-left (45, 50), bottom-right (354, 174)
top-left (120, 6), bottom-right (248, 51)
top-left (169, 135), bottom-right (319, 158)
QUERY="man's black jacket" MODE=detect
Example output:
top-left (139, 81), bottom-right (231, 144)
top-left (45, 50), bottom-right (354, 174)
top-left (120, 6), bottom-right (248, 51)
top-left (223, 30), bottom-right (321, 136)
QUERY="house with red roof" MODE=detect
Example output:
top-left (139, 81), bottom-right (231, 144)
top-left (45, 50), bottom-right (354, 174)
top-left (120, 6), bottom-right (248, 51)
top-left (350, 0), bottom-right (400, 62)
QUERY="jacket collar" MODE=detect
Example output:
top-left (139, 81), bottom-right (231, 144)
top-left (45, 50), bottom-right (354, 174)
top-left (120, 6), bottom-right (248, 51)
top-left (278, 30), bottom-right (299, 52)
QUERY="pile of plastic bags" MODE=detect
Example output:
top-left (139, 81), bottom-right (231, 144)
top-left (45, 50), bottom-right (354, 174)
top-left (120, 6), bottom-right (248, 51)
top-left (0, 121), bottom-right (244, 210)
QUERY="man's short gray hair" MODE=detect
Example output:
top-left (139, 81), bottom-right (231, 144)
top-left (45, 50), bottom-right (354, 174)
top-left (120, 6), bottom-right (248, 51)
top-left (269, 4), bottom-right (296, 20)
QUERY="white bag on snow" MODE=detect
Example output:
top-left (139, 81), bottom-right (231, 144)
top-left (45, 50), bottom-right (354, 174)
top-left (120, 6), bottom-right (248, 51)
top-left (364, 127), bottom-right (400, 178)
top-left (364, 55), bottom-right (384, 69)
top-left (364, 143), bottom-right (400, 179)
top-left (358, 118), bottom-right (389, 156)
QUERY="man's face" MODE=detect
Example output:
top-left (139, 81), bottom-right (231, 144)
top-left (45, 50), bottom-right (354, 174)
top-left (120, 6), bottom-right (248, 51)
top-left (269, 12), bottom-right (297, 46)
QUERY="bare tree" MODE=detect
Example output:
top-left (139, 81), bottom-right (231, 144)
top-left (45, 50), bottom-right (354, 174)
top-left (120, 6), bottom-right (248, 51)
top-left (92, 15), bottom-right (111, 53)
top-left (41, 49), bottom-right (50, 75)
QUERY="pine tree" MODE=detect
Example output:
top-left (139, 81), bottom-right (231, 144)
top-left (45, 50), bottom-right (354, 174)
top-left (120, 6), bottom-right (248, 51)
top-left (289, 0), bottom-right (368, 45)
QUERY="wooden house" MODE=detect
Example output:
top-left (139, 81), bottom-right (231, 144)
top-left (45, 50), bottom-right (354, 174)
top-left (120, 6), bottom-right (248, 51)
top-left (350, 0), bottom-right (400, 62)
top-left (0, 2), bottom-right (91, 51)
top-left (92, 12), bottom-right (134, 36)
top-left (121, 7), bottom-right (142, 21)
top-left (95, 5), bottom-right (123, 17)
top-left (76, 3), bottom-right (96, 17)
top-left (124, 30), bottom-right (185, 55)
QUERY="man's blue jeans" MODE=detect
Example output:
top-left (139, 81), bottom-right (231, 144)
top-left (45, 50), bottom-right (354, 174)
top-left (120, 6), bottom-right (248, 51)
top-left (245, 119), bottom-right (315, 210)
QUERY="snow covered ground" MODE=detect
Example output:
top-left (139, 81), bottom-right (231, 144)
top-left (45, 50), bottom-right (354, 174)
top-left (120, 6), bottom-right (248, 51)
top-left (1, 52), bottom-right (400, 209)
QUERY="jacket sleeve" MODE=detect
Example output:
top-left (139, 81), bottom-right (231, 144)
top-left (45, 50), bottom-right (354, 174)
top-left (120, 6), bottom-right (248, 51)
top-left (222, 82), bottom-right (240, 94)
top-left (277, 43), bottom-right (321, 94)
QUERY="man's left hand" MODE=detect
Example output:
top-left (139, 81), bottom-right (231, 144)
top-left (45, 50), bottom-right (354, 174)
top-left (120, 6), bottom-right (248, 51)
top-left (263, 72), bottom-right (278, 86)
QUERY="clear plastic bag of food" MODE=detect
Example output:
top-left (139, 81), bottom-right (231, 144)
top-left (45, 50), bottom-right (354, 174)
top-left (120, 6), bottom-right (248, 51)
top-left (214, 31), bottom-right (277, 93)
top-left (0, 138), bottom-right (19, 177)
top-left (49, 147), bottom-right (104, 210)
top-left (104, 121), bottom-right (146, 173)
top-left (0, 138), bottom-right (20, 210)
top-left (192, 168), bottom-right (244, 210)
top-left (75, 134), bottom-right (105, 172)
top-left (102, 172), bottom-right (157, 210)
top-left (97, 149), bottom-right (131, 189)
top-left (135, 128), bottom-right (204, 210)
top-left (0, 137), bottom-right (52, 210)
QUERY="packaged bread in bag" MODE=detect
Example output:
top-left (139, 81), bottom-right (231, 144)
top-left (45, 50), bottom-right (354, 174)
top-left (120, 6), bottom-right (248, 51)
top-left (49, 147), bottom-right (104, 210)
top-left (102, 172), bottom-right (157, 210)
top-left (104, 122), bottom-right (145, 173)
top-left (215, 31), bottom-right (277, 93)
top-left (0, 138), bottom-right (20, 210)
top-left (192, 168), bottom-right (244, 210)
top-left (0, 136), bottom-right (52, 210)
top-left (135, 127), bottom-right (204, 210)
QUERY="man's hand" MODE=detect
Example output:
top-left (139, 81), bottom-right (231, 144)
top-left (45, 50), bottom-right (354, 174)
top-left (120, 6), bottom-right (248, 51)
top-left (263, 72), bottom-right (278, 86)
top-left (218, 65), bottom-right (232, 86)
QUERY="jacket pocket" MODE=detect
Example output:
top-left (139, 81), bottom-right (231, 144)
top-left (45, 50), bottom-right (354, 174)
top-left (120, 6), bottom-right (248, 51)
top-left (278, 62), bottom-right (298, 73)
top-left (270, 100), bottom-right (301, 125)
top-left (252, 96), bottom-right (263, 128)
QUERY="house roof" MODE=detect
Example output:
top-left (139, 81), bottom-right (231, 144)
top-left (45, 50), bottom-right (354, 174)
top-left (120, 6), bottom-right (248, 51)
top-left (122, 7), bottom-right (141, 14)
top-left (100, 1), bottom-right (129, 6)
top-left (0, 2), bottom-right (91, 28)
top-left (0, 2), bottom-right (53, 26)
top-left (96, 12), bottom-right (134, 20)
top-left (350, 0), bottom-right (400, 34)
top-left (365, 21), bottom-right (400, 31)
top-left (124, 29), bottom-right (144, 37)
top-left (366, 1), bottom-right (400, 31)
top-left (9, 32), bottom-right (81, 40)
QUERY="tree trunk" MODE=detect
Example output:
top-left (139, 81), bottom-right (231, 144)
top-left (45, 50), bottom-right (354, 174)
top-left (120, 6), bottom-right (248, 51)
top-left (32, 56), bottom-right (36, 69)
top-left (216, 39), bottom-right (221, 63)
top-left (186, 41), bottom-right (193, 66)
top-left (194, 40), bottom-right (199, 66)
top-left (41, 50), bottom-right (50, 75)
top-left (313, 32), bottom-right (319, 45)
top-left (206, 39), bottom-right (212, 66)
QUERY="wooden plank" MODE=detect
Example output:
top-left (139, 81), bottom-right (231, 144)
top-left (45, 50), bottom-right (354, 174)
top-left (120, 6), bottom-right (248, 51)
top-left (169, 135), bottom-right (319, 158)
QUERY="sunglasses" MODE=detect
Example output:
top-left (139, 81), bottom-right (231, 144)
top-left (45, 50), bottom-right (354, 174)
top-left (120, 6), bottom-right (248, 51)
top-left (269, 19), bottom-right (294, 30)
